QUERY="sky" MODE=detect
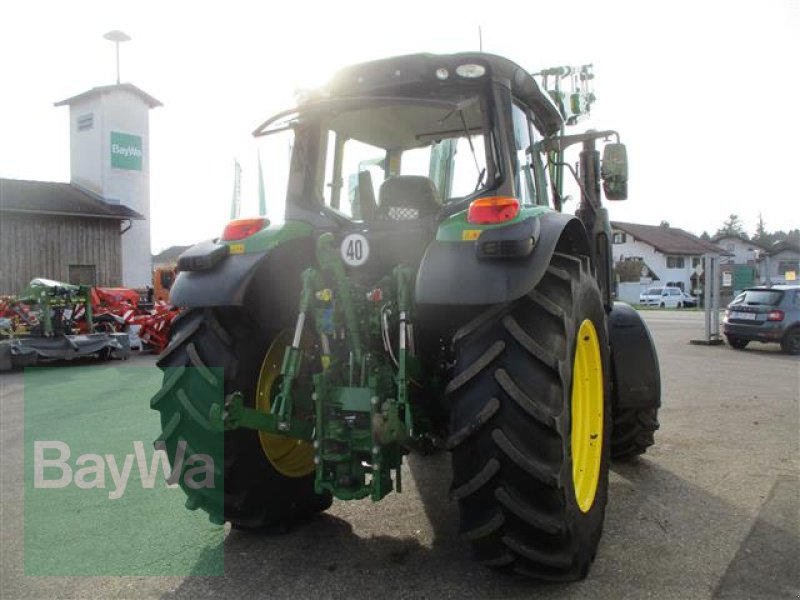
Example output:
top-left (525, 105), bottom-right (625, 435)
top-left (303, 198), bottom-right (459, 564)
top-left (1, 0), bottom-right (798, 253)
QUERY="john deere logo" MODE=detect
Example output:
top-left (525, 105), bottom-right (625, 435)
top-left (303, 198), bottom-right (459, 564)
top-left (110, 131), bottom-right (143, 171)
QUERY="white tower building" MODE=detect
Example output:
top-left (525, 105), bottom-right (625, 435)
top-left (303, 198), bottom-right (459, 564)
top-left (55, 83), bottom-right (161, 288)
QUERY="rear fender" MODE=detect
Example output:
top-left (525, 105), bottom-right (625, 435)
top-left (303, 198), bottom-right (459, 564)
top-left (415, 212), bottom-right (590, 305)
top-left (170, 237), bottom-right (316, 331)
top-left (607, 302), bottom-right (661, 410)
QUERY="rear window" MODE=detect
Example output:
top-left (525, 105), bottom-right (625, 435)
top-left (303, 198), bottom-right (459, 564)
top-left (730, 290), bottom-right (783, 306)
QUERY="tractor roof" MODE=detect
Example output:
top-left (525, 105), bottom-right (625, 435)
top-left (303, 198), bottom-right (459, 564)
top-left (323, 52), bottom-right (564, 136)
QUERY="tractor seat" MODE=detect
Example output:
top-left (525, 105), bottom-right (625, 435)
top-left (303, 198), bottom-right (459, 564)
top-left (378, 175), bottom-right (442, 221)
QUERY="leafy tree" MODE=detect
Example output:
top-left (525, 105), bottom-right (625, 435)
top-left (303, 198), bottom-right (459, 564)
top-left (614, 259), bottom-right (646, 282)
top-left (700, 231), bottom-right (711, 241)
top-left (659, 220), bottom-right (670, 228)
top-left (715, 214), bottom-right (748, 239)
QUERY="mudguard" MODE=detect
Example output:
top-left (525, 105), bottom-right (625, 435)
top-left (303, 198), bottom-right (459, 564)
top-left (170, 247), bottom-right (270, 308)
top-left (607, 302), bottom-right (661, 410)
top-left (415, 212), bottom-right (590, 305)
top-left (169, 234), bottom-right (317, 332)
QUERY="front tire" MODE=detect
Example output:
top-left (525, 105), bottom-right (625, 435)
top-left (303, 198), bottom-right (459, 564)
top-left (447, 252), bottom-right (611, 581)
top-left (611, 408), bottom-right (659, 460)
top-left (152, 308), bottom-right (331, 528)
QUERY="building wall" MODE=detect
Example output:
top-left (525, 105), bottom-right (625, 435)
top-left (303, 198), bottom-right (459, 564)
top-left (715, 236), bottom-right (762, 265)
top-left (68, 95), bottom-right (104, 195)
top-left (0, 213), bottom-right (121, 294)
top-left (759, 249), bottom-right (800, 285)
top-left (611, 233), bottom-right (700, 291)
top-left (68, 88), bottom-right (152, 287)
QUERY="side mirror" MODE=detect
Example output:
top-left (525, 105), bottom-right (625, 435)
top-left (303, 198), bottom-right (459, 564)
top-left (601, 143), bottom-right (628, 200)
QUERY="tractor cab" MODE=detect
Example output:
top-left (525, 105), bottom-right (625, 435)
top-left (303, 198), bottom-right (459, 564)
top-left (252, 53), bottom-right (562, 281)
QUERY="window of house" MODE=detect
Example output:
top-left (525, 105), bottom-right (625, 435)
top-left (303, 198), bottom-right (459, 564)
top-left (666, 256), bottom-right (685, 268)
top-left (69, 265), bottom-right (96, 286)
top-left (692, 257), bottom-right (701, 268)
top-left (613, 232), bottom-right (627, 244)
top-left (778, 260), bottom-right (799, 275)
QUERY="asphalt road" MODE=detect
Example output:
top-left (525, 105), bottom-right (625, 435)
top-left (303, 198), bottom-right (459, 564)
top-left (1, 310), bottom-right (798, 599)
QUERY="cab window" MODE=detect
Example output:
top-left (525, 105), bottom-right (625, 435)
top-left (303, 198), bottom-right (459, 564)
top-left (512, 103), bottom-right (551, 207)
top-left (323, 134), bottom-right (385, 219)
top-left (511, 104), bottom-right (535, 206)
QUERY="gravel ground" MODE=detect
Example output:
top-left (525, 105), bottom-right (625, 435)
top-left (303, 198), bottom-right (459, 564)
top-left (1, 310), bottom-right (797, 599)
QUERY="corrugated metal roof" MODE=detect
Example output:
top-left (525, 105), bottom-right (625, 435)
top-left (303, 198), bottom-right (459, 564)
top-left (612, 221), bottom-right (727, 255)
top-left (54, 83), bottom-right (162, 109)
top-left (0, 178), bottom-right (144, 220)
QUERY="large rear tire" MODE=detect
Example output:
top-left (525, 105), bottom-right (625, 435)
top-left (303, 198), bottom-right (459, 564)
top-left (151, 308), bottom-right (331, 528)
top-left (447, 252), bottom-right (611, 581)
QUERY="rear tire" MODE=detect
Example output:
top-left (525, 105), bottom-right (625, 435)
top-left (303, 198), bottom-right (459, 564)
top-left (727, 336), bottom-right (748, 350)
top-left (781, 326), bottom-right (800, 355)
top-left (447, 252), bottom-right (611, 581)
top-left (152, 308), bottom-right (331, 528)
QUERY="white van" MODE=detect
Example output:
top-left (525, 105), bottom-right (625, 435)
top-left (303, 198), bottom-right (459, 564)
top-left (639, 286), bottom-right (685, 308)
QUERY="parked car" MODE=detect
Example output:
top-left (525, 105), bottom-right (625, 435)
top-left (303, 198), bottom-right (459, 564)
top-left (680, 290), bottom-right (697, 308)
top-left (639, 286), bottom-right (685, 308)
top-left (723, 285), bottom-right (800, 354)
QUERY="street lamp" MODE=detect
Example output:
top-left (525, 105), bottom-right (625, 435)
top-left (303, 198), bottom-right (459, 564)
top-left (103, 30), bottom-right (131, 85)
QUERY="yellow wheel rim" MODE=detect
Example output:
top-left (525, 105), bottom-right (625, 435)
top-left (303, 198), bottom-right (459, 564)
top-left (571, 319), bottom-right (604, 513)
top-left (255, 330), bottom-right (315, 478)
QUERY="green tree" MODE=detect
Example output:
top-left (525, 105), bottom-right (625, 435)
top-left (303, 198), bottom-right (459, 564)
top-left (752, 213), bottom-right (769, 245)
top-left (715, 214), bottom-right (747, 239)
top-left (614, 259), bottom-right (646, 282)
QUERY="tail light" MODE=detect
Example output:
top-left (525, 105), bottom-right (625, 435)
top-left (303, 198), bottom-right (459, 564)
top-left (767, 310), bottom-right (784, 322)
top-left (467, 196), bottom-right (520, 224)
top-left (221, 217), bottom-right (269, 241)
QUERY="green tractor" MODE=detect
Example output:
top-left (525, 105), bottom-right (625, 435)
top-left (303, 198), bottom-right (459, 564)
top-left (152, 53), bottom-right (660, 580)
